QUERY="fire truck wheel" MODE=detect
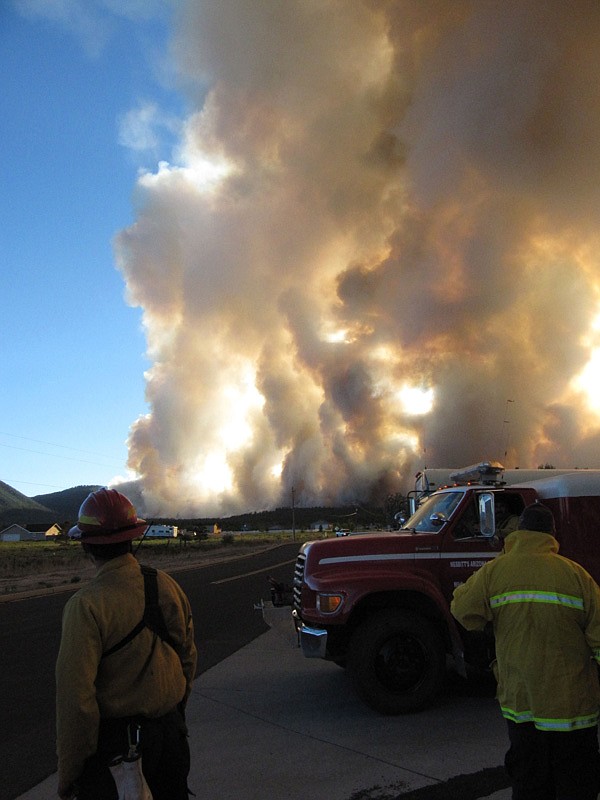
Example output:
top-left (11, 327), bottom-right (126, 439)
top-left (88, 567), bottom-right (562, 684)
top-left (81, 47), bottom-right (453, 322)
top-left (348, 609), bottom-right (445, 714)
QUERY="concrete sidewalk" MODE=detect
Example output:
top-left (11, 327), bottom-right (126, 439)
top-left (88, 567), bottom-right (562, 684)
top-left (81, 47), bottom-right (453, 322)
top-left (16, 626), bottom-right (511, 800)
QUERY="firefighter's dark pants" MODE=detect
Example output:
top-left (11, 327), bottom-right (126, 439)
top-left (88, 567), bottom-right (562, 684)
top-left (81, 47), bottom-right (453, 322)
top-left (75, 708), bottom-right (190, 800)
top-left (505, 720), bottom-right (600, 800)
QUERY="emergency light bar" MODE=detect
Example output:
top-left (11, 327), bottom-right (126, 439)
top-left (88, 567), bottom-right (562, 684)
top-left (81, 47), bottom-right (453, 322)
top-left (449, 461), bottom-right (505, 485)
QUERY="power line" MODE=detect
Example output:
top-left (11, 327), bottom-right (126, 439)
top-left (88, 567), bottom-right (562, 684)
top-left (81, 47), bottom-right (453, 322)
top-left (0, 431), bottom-right (119, 461)
top-left (0, 431), bottom-right (120, 467)
top-left (0, 441), bottom-right (122, 469)
top-left (4, 478), bottom-right (71, 490)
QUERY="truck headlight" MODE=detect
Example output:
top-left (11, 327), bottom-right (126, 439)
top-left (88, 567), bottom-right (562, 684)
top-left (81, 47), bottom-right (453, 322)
top-left (317, 593), bottom-right (343, 613)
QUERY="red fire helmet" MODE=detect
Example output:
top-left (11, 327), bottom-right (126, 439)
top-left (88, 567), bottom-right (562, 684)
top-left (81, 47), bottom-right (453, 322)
top-left (69, 488), bottom-right (147, 544)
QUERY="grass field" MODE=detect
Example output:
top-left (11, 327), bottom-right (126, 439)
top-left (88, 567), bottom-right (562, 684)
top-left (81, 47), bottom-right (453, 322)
top-left (0, 531), bottom-right (320, 591)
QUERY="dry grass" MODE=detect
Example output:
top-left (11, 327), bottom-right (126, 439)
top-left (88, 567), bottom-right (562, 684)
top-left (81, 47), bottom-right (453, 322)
top-left (0, 541), bottom-right (92, 596)
top-left (0, 540), bottom-right (88, 574)
top-left (0, 532), bottom-right (315, 597)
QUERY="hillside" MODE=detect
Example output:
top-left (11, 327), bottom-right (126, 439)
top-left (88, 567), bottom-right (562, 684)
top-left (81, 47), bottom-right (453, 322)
top-left (1, 480), bottom-right (390, 532)
top-left (0, 481), bottom-right (56, 526)
top-left (33, 485), bottom-right (101, 520)
top-left (0, 482), bottom-right (101, 528)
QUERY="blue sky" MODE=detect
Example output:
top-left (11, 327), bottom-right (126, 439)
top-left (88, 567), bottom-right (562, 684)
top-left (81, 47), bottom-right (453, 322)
top-left (1, 2), bottom-right (181, 497)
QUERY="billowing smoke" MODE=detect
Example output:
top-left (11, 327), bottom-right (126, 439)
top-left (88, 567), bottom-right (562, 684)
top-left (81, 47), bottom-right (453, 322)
top-left (114, 0), bottom-right (600, 516)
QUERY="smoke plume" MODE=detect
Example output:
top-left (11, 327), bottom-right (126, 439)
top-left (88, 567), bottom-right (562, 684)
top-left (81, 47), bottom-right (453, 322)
top-left (114, 0), bottom-right (600, 516)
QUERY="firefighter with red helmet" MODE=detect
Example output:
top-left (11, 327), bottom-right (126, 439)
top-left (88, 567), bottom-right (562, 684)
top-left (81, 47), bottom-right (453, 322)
top-left (56, 489), bottom-right (197, 800)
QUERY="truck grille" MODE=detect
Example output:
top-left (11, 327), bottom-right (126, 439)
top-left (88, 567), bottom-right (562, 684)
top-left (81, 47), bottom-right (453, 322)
top-left (293, 551), bottom-right (306, 611)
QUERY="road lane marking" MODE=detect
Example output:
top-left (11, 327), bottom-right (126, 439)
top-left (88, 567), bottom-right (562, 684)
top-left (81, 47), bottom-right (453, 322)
top-left (211, 559), bottom-right (296, 584)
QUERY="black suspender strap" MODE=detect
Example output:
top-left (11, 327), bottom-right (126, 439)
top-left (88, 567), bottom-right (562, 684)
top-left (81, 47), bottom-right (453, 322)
top-left (102, 620), bottom-right (145, 658)
top-left (140, 565), bottom-right (178, 650)
top-left (101, 565), bottom-right (177, 659)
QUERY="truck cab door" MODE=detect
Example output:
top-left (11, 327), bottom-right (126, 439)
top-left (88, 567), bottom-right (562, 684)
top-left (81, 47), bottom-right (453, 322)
top-left (440, 493), bottom-right (501, 598)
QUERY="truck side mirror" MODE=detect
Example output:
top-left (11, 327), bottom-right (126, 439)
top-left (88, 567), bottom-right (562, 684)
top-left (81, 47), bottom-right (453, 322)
top-left (478, 493), bottom-right (496, 538)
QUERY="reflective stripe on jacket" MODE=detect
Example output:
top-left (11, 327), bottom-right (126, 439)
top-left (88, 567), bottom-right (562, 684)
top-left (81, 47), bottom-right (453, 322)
top-left (451, 529), bottom-right (600, 731)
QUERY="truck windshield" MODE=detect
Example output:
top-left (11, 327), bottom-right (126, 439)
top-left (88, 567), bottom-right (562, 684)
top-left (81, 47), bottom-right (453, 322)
top-left (401, 490), bottom-right (465, 533)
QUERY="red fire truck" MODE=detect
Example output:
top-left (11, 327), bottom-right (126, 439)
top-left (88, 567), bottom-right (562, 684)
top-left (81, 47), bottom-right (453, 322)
top-left (275, 462), bottom-right (600, 714)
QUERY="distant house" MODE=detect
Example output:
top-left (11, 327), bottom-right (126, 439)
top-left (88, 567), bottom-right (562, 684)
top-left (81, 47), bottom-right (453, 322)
top-left (0, 523), bottom-right (62, 542)
top-left (145, 524), bottom-right (178, 538)
top-left (310, 520), bottom-right (330, 532)
top-left (43, 524), bottom-right (62, 538)
top-left (1, 524), bottom-right (44, 542)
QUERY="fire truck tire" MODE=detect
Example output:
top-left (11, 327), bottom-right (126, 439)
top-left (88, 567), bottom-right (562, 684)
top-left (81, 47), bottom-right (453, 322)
top-left (348, 609), bottom-right (445, 714)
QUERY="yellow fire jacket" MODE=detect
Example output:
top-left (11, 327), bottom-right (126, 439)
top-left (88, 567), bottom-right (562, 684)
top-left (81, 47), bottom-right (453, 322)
top-left (451, 529), bottom-right (600, 731)
top-left (56, 553), bottom-right (197, 789)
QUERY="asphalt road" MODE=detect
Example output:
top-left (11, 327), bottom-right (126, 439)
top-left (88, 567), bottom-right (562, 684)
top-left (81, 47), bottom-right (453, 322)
top-left (0, 542), bottom-right (300, 800)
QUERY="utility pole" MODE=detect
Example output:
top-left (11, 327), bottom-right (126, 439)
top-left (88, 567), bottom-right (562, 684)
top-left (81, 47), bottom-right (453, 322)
top-left (291, 486), bottom-right (296, 542)
top-left (501, 399), bottom-right (515, 460)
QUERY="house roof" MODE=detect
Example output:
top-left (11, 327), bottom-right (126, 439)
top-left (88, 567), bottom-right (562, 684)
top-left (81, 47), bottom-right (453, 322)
top-left (1, 523), bottom-right (29, 535)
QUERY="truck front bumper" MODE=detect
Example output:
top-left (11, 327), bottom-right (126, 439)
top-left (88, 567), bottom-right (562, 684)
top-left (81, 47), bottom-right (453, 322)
top-left (295, 617), bottom-right (328, 659)
top-left (260, 602), bottom-right (328, 658)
